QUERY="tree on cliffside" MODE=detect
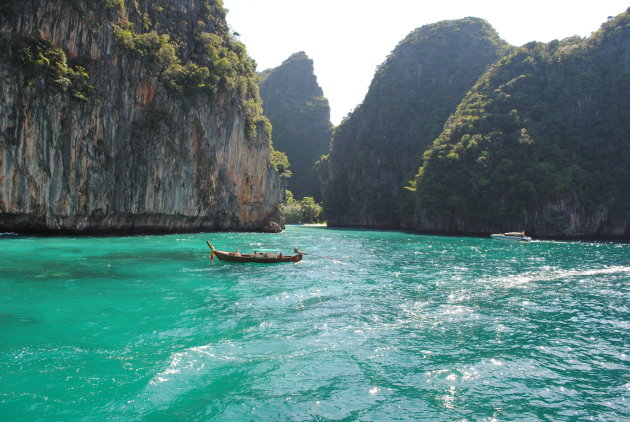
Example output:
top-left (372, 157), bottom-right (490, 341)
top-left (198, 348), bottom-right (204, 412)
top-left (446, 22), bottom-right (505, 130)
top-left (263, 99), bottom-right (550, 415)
top-left (258, 52), bottom-right (333, 201)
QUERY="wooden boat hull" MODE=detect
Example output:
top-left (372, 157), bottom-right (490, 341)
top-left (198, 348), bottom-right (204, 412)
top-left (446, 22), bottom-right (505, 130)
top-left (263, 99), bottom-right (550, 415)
top-left (207, 241), bottom-right (303, 263)
top-left (213, 250), bottom-right (303, 263)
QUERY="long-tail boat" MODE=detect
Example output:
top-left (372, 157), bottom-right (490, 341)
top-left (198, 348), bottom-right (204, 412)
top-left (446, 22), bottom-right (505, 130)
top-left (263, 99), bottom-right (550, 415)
top-left (206, 241), bottom-right (303, 263)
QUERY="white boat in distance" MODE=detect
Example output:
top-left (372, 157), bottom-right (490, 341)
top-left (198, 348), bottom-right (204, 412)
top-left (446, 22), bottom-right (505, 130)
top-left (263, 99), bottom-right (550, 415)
top-left (491, 232), bottom-right (532, 242)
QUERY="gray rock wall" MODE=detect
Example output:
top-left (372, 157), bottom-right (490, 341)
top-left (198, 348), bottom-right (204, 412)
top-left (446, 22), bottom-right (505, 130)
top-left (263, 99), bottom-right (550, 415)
top-left (0, 0), bottom-right (284, 234)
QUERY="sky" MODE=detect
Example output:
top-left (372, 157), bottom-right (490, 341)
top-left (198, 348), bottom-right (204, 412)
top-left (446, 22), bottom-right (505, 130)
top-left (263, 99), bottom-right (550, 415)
top-left (222, 0), bottom-right (629, 125)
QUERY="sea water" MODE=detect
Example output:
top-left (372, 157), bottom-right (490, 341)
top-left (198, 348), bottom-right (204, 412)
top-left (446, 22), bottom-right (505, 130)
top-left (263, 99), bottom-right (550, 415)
top-left (0, 226), bottom-right (628, 420)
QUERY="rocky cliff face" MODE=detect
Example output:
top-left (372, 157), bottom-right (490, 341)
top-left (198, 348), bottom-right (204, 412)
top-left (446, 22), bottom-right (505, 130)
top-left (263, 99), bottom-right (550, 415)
top-left (0, 0), bottom-right (284, 234)
top-left (258, 52), bottom-right (332, 201)
top-left (323, 18), bottom-right (507, 228)
top-left (412, 9), bottom-right (630, 239)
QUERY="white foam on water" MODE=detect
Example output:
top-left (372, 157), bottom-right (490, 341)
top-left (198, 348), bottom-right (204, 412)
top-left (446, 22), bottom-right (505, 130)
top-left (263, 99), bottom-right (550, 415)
top-left (489, 265), bottom-right (630, 288)
top-left (122, 341), bottom-right (242, 417)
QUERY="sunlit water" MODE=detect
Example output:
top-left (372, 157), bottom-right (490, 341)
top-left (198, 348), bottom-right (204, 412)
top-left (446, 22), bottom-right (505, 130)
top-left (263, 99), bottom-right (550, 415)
top-left (1, 226), bottom-right (628, 420)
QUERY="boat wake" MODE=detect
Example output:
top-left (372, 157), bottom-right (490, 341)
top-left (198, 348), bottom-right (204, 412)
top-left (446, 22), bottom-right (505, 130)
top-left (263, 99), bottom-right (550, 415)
top-left (122, 342), bottom-right (240, 417)
top-left (490, 265), bottom-right (630, 287)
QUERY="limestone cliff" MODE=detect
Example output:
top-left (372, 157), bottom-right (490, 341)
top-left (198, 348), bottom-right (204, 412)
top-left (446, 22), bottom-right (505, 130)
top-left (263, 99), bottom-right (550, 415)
top-left (412, 9), bottom-right (630, 238)
top-left (323, 18), bottom-right (507, 228)
top-left (259, 52), bottom-right (332, 201)
top-left (0, 0), bottom-right (284, 234)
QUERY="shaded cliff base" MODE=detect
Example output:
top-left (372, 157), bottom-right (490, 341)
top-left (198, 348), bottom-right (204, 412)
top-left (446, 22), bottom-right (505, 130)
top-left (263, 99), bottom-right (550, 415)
top-left (324, 221), bottom-right (630, 241)
top-left (409, 229), bottom-right (630, 242)
top-left (0, 213), bottom-right (284, 235)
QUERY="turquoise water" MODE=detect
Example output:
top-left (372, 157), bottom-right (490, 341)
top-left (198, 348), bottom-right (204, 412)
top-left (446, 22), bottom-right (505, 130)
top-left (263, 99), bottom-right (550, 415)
top-left (0, 226), bottom-right (628, 421)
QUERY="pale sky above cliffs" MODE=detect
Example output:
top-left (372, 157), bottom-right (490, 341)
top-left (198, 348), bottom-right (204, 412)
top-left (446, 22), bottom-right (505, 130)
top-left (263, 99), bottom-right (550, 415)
top-left (222, 0), bottom-right (629, 125)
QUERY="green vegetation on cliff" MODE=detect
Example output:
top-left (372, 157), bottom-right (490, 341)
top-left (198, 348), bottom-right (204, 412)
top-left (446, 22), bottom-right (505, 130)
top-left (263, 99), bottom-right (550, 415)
top-left (109, 0), bottom-right (270, 139)
top-left (259, 52), bottom-right (333, 200)
top-left (411, 9), bottom-right (630, 236)
top-left (270, 149), bottom-right (292, 178)
top-left (323, 18), bottom-right (507, 228)
top-left (0, 33), bottom-right (94, 101)
top-left (3, 0), bottom-right (267, 135)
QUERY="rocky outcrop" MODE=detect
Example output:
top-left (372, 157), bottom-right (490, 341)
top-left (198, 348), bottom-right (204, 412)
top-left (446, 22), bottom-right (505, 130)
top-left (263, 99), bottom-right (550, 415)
top-left (412, 9), bottom-right (630, 239)
top-left (0, 0), bottom-right (284, 234)
top-left (258, 52), bottom-right (332, 201)
top-left (323, 18), bottom-right (507, 228)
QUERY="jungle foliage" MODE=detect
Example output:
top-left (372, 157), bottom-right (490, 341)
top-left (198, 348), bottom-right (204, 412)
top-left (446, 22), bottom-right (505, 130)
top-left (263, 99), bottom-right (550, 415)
top-left (270, 149), bottom-right (292, 178)
top-left (412, 9), bottom-right (630, 229)
top-left (111, 0), bottom-right (269, 140)
top-left (282, 191), bottom-right (324, 224)
top-left (1, 33), bottom-right (94, 101)
top-left (113, 1), bottom-right (257, 98)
